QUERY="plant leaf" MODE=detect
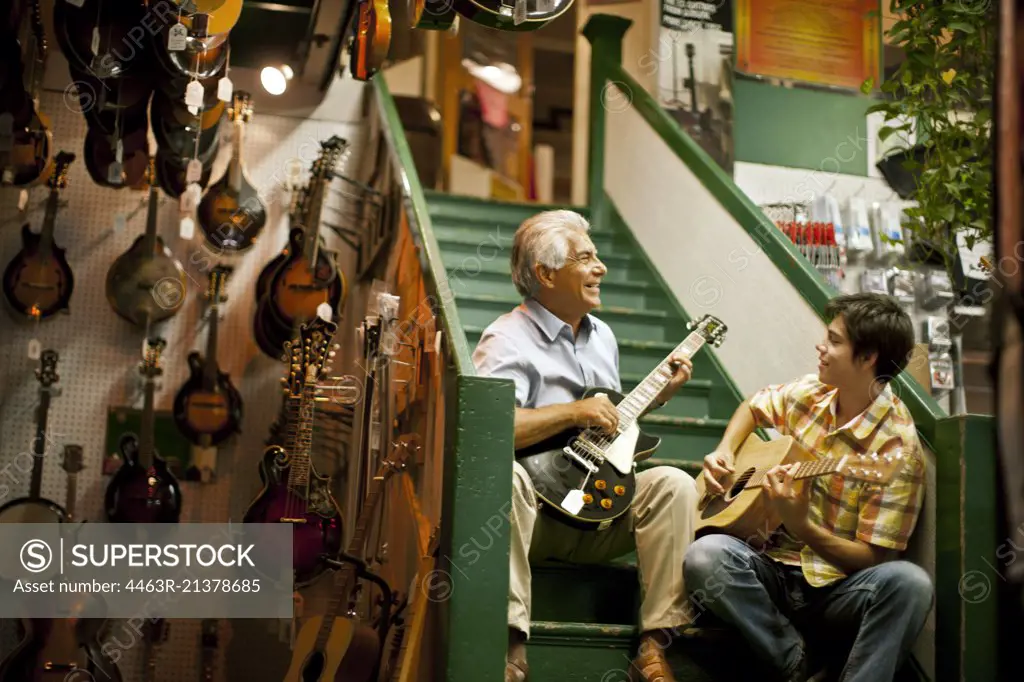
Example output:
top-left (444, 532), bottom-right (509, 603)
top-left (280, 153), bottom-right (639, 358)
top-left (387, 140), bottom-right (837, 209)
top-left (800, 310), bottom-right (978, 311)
top-left (948, 21), bottom-right (976, 34)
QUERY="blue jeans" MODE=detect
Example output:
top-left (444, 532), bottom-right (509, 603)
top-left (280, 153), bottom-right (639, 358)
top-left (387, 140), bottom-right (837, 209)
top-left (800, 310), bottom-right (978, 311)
top-left (683, 534), bottom-right (933, 682)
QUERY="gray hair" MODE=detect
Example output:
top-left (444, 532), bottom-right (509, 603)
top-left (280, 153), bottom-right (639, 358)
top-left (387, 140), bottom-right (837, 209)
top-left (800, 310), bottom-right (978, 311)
top-left (510, 210), bottom-right (591, 298)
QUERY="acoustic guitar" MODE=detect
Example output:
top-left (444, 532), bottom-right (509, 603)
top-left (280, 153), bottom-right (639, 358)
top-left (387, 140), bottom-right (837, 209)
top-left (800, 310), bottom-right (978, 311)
top-left (283, 448), bottom-right (411, 682)
top-left (350, 0), bottom-right (393, 82)
top-left (172, 264), bottom-right (243, 446)
top-left (1, 0), bottom-right (53, 188)
top-left (105, 161), bottom-right (187, 328)
top-left (0, 446), bottom-right (125, 682)
top-left (253, 137), bottom-right (347, 359)
top-left (515, 314), bottom-right (727, 530)
top-left (197, 91), bottom-right (267, 252)
top-left (168, 0), bottom-right (244, 36)
top-left (2, 152), bottom-right (75, 321)
top-left (104, 338), bottom-right (183, 524)
top-left (694, 434), bottom-right (912, 545)
top-left (452, 0), bottom-right (574, 31)
top-left (242, 316), bottom-right (344, 586)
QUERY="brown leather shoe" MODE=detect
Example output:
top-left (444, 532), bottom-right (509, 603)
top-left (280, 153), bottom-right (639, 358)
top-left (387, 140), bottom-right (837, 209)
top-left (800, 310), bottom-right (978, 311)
top-left (628, 640), bottom-right (676, 682)
top-left (505, 659), bottom-right (528, 682)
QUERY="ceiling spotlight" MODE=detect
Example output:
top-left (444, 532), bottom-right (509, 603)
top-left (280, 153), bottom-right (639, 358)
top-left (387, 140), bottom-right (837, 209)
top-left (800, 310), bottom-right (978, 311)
top-left (261, 65), bottom-right (294, 95)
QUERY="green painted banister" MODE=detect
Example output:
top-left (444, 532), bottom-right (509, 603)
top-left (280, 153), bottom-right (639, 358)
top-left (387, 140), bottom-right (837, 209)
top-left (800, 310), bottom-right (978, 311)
top-left (373, 75), bottom-right (475, 376)
top-left (373, 76), bottom-right (514, 682)
top-left (581, 15), bottom-right (945, 445)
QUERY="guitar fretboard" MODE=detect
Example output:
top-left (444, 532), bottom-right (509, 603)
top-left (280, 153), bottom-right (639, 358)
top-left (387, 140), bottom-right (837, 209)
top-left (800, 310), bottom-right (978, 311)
top-left (742, 456), bottom-right (847, 490)
top-left (285, 385), bottom-right (316, 491)
top-left (613, 331), bottom-right (707, 426)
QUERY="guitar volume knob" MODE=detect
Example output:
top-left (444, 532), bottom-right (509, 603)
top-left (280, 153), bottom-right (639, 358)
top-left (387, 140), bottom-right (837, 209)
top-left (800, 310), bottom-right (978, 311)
top-left (600, 499), bottom-right (613, 510)
top-left (582, 494), bottom-right (594, 505)
top-left (594, 479), bottom-right (607, 490)
top-left (613, 485), bottom-right (626, 496)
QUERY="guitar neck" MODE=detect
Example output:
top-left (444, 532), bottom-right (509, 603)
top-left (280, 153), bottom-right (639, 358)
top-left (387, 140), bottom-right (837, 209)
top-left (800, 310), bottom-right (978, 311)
top-left (285, 386), bottom-right (316, 489)
top-left (38, 189), bottom-right (60, 257)
top-left (228, 120), bottom-right (244, 191)
top-left (29, 391), bottom-right (51, 500)
top-left (139, 381), bottom-right (157, 468)
top-left (615, 331), bottom-right (707, 424)
top-left (65, 472), bottom-right (78, 521)
top-left (301, 178), bottom-right (328, 265)
top-left (742, 456), bottom-right (848, 491)
top-left (143, 186), bottom-right (160, 253)
top-left (202, 297), bottom-right (221, 390)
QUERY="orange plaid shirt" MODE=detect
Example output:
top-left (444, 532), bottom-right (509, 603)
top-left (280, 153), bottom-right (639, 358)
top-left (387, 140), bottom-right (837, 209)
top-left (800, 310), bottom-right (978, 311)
top-left (747, 374), bottom-right (926, 587)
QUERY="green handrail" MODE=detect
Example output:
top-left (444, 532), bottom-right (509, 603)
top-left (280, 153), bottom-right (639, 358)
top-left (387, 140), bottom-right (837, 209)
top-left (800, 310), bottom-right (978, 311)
top-left (581, 15), bottom-right (945, 445)
top-left (373, 76), bottom-right (476, 376)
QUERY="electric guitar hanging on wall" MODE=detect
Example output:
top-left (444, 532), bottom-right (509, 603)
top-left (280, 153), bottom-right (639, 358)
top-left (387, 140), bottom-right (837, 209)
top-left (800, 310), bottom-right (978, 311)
top-left (350, 0), bottom-right (393, 81)
top-left (243, 316), bottom-right (344, 586)
top-left (197, 91), bottom-right (267, 252)
top-left (515, 314), bottom-right (727, 530)
top-left (105, 337), bottom-right (183, 523)
top-left (2, 152), bottom-right (76, 321)
top-left (173, 264), bottom-right (243, 446)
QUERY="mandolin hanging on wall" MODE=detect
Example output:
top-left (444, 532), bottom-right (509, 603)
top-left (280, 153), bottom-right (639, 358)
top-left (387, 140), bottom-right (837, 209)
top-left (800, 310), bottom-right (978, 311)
top-left (2, 151), bottom-right (76, 321)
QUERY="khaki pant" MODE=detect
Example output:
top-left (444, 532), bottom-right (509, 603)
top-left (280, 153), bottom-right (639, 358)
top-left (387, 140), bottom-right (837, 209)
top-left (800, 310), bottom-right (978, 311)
top-left (509, 461), bottom-right (698, 637)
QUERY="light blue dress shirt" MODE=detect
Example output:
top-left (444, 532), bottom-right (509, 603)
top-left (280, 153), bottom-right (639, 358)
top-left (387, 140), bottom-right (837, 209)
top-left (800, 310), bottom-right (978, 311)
top-left (471, 298), bottom-right (621, 408)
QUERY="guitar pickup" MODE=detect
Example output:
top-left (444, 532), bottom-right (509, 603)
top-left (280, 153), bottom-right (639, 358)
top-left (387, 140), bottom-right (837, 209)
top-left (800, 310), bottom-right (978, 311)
top-left (562, 446), bottom-right (599, 474)
top-left (279, 517), bottom-right (308, 524)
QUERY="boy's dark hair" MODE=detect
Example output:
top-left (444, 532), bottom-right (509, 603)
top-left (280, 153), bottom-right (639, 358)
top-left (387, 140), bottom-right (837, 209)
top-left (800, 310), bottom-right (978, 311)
top-left (824, 293), bottom-right (915, 382)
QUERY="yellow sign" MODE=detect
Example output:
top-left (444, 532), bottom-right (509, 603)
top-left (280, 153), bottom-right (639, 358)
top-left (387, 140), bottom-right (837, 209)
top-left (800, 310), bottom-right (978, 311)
top-left (736, 0), bottom-right (880, 90)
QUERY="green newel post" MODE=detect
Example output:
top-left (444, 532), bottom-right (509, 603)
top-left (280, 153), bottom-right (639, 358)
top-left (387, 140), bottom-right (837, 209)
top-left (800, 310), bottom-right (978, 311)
top-left (583, 13), bottom-right (633, 233)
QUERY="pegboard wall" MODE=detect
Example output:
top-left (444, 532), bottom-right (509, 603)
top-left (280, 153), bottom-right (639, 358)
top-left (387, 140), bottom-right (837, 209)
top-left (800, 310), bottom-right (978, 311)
top-left (0, 84), bottom-right (374, 681)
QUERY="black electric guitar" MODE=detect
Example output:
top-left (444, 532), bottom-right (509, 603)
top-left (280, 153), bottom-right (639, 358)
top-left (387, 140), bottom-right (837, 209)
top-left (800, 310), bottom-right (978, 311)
top-left (197, 91), bottom-right (267, 252)
top-left (173, 265), bottom-right (242, 446)
top-left (198, 619), bottom-right (219, 682)
top-left (105, 338), bottom-right (183, 523)
top-left (0, 350), bottom-right (67, 529)
top-left (452, 0), bottom-right (573, 32)
top-left (515, 314), bottom-right (727, 529)
top-left (2, 152), bottom-right (75, 321)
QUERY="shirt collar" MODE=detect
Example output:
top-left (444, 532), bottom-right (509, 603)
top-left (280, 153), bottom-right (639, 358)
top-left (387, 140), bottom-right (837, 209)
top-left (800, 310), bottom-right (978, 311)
top-left (522, 298), bottom-right (593, 342)
top-left (826, 380), bottom-right (895, 440)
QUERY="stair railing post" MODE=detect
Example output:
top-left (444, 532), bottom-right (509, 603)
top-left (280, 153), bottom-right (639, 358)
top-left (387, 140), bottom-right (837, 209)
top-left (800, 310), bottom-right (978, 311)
top-left (583, 14), bottom-right (633, 233)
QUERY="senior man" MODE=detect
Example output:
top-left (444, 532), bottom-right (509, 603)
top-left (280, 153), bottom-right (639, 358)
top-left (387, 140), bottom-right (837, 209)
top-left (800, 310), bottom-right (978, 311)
top-left (472, 210), bottom-right (699, 682)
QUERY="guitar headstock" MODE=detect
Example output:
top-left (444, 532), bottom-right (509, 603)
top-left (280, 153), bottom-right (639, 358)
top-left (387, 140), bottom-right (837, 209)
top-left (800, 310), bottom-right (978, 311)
top-left (48, 152), bottom-right (76, 190)
top-left (36, 349), bottom-right (60, 389)
top-left (62, 444), bottom-right (84, 475)
top-left (318, 136), bottom-right (346, 177)
top-left (229, 91), bottom-right (253, 123)
top-left (140, 338), bottom-right (168, 380)
top-left (833, 448), bottom-right (910, 486)
top-left (687, 314), bottom-right (727, 348)
top-left (207, 264), bottom-right (233, 304)
top-left (286, 315), bottom-right (338, 392)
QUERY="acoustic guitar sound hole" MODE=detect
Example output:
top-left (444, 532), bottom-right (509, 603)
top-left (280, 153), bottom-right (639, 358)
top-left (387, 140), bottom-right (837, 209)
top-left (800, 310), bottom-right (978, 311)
top-left (724, 468), bottom-right (756, 502)
top-left (301, 651), bottom-right (326, 682)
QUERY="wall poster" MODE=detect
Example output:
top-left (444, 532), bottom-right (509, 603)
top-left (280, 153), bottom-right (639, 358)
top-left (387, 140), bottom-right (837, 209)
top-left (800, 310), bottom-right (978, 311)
top-left (735, 0), bottom-right (881, 90)
top-left (651, 0), bottom-right (735, 175)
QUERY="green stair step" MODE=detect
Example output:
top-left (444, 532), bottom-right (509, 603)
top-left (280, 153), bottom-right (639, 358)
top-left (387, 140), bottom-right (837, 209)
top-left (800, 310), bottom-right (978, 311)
top-left (442, 249), bottom-right (647, 285)
top-left (424, 190), bottom-right (595, 228)
top-left (455, 294), bottom-right (682, 343)
top-left (446, 270), bottom-right (676, 313)
top-left (437, 235), bottom-right (639, 269)
top-left (463, 327), bottom-right (719, 382)
top-left (638, 415), bottom-right (729, 461)
top-left (433, 223), bottom-right (630, 253)
top-left (526, 621), bottom-right (749, 682)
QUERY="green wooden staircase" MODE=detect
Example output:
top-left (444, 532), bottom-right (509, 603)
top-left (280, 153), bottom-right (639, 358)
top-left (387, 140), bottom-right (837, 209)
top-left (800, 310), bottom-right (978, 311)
top-left (427, 189), bottom-right (753, 681)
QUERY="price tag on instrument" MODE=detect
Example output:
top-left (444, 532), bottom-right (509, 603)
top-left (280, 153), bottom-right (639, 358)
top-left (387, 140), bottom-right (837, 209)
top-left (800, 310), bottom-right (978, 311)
top-left (27, 339), bottom-right (41, 360)
top-left (513, 0), bottom-right (527, 25)
top-left (18, 189), bottom-right (29, 212)
top-left (168, 23), bottom-right (188, 52)
top-left (115, 138), bottom-right (123, 164)
top-left (114, 212), bottom-right (125, 233)
top-left (179, 215), bottom-right (195, 240)
top-left (106, 161), bottom-right (122, 185)
top-left (217, 77), bottom-right (233, 102)
top-left (91, 27), bottom-right (100, 56)
top-left (185, 158), bottom-right (202, 184)
top-left (317, 302), bottom-right (333, 323)
top-left (561, 489), bottom-right (585, 516)
top-left (180, 182), bottom-right (201, 212)
top-left (185, 80), bottom-right (204, 108)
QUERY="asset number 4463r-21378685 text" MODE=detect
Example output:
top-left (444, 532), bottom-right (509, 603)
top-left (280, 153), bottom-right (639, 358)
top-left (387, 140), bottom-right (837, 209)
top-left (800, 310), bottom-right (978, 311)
top-left (124, 579), bottom-right (261, 593)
